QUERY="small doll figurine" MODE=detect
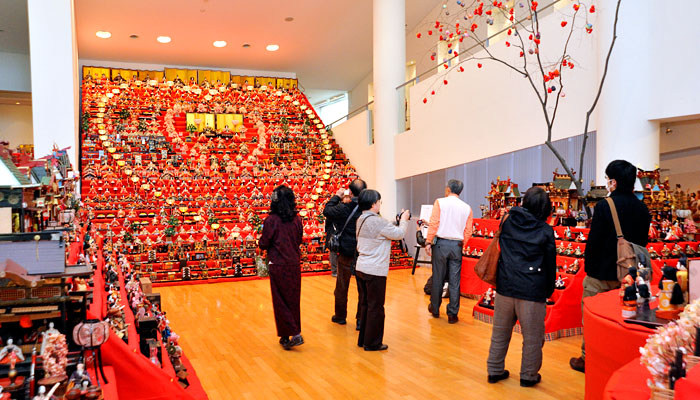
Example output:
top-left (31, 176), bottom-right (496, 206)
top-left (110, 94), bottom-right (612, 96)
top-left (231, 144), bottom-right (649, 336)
top-left (620, 266), bottom-right (637, 298)
top-left (576, 232), bottom-right (587, 242)
top-left (553, 230), bottom-right (560, 240)
top-left (661, 244), bottom-right (671, 258)
top-left (574, 246), bottom-right (583, 257)
top-left (649, 247), bottom-right (660, 259)
top-left (621, 286), bottom-right (638, 318)
top-left (685, 244), bottom-right (697, 256)
top-left (481, 288), bottom-right (495, 309)
top-left (556, 242), bottom-right (565, 255)
top-left (555, 276), bottom-right (567, 290)
top-left (565, 227), bottom-right (573, 241)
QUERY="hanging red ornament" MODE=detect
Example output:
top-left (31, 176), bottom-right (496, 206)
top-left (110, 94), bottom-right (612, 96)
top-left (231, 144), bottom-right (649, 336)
top-left (431, 90), bottom-right (435, 95)
top-left (431, 54), bottom-right (435, 61)
top-left (532, 1), bottom-right (538, 11)
top-left (573, 4), bottom-right (580, 11)
top-left (589, 5), bottom-right (595, 13)
top-left (519, 51), bottom-right (524, 57)
top-left (477, 63), bottom-right (482, 68)
top-left (505, 41), bottom-right (511, 47)
top-left (547, 87), bottom-right (552, 93)
top-left (485, 10), bottom-right (492, 15)
top-left (423, 98), bottom-right (427, 103)
top-left (428, 30), bottom-right (433, 35)
top-left (529, 34), bottom-right (533, 40)
top-left (454, 51), bottom-right (459, 56)
top-left (534, 38), bottom-right (541, 45)
top-left (443, 80), bottom-right (448, 85)
top-left (507, 29), bottom-right (512, 35)
top-left (444, 63), bottom-right (449, 69)
top-left (561, 21), bottom-right (568, 27)
top-left (459, 66), bottom-right (464, 72)
top-left (417, 33), bottom-right (422, 38)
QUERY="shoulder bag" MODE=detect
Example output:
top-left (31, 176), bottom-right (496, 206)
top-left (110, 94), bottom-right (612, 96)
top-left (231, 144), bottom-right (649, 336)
top-left (474, 213), bottom-right (509, 287)
top-left (327, 205), bottom-right (359, 253)
top-left (606, 197), bottom-right (652, 281)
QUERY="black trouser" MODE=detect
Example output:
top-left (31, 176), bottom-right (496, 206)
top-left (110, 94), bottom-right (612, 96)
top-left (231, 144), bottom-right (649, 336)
top-left (430, 238), bottom-right (463, 316)
top-left (356, 271), bottom-right (387, 349)
top-left (334, 254), bottom-right (361, 321)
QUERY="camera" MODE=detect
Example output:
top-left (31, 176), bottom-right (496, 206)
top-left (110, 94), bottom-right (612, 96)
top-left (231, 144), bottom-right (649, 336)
top-left (395, 210), bottom-right (411, 225)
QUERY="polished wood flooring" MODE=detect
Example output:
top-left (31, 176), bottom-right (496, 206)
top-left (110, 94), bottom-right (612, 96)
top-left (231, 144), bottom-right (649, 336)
top-left (159, 267), bottom-right (584, 399)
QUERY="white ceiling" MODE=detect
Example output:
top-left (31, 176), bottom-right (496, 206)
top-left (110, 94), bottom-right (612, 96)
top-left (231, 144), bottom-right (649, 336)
top-left (75, 0), bottom-right (442, 103)
top-left (0, 0), bottom-right (29, 54)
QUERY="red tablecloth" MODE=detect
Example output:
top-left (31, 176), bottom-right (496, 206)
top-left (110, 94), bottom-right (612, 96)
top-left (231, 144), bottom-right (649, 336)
top-left (676, 363), bottom-right (700, 399)
top-left (603, 357), bottom-right (651, 400)
top-left (584, 290), bottom-right (656, 400)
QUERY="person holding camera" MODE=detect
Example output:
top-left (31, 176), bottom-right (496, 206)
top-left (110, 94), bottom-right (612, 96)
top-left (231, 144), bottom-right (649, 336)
top-left (425, 179), bottom-right (473, 324)
top-left (355, 189), bottom-right (409, 351)
top-left (323, 179), bottom-right (367, 328)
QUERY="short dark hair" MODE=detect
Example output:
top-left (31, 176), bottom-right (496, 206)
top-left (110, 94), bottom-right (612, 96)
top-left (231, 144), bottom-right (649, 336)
top-left (522, 186), bottom-right (552, 221)
top-left (605, 160), bottom-right (637, 193)
top-left (349, 179), bottom-right (367, 197)
top-left (358, 189), bottom-right (381, 211)
top-left (447, 179), bottom-right (464, 195)
top-left (270, 185), bottom-right (297, 222)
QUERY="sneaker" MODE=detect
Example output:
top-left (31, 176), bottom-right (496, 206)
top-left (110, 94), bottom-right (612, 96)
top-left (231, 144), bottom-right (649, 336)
top-left (331, 315), bottom-right (347, 325)
top-left (487, 370), bottom-right (509, 384)
top-left (283, 334), bottom-right (304, 350)
top-left (364, 344), bottom-right (388, 351)
top-left (569, 356), bottom-right (585, 373)
top-left (520, 374), bottom-right (541, 387)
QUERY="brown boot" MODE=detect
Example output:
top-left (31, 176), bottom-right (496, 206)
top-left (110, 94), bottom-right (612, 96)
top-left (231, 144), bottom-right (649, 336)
top-left (569, 356), bottom-right (585, 373)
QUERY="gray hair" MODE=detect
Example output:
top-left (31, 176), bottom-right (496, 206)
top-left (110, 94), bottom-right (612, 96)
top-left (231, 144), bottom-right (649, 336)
top-left (447, 179), bottom-right (464, 195)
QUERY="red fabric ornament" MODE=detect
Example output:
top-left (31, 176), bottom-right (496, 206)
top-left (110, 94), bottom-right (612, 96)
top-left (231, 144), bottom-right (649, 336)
top-left (443, 63), bottom-right (449, 69)
top-left (507, 29), bottom-right (512, 35)
top-left (20, 315), bottom-right (32, 328)
top-left (485, 10), bottom-right (492, 15)
top-left (529, 34), bottom-right (533, 40)
top-left (431, 55), bottom-right (435, 61)
top-left (534, 38), bottom-right (541, 45)
top-left (423, 98), bottom-right (427, 103)
top-left (471, 23), bottom-right (478, 32)
top-left (519, 51), bottom-right (524, 57)
top-left (590, 5), bottom-right (595, 13)
top-left (440, 35), bottom-right (444, 41)
top-left (505, 41), bottom-right (510, 47)
top-left (416, 33), bottom-right (422, 38)
top-left (573, 4), bottom-right (580, 11)
top-left (562, 59), bottom-right (568, 66)
top-left (431, 90), bottom-right (435, 95)
top-left (569, 63), bottom-right (574, 69)
top-left (456, 23), bottom-right (460, 28)
top-left (443, 80), bottom-right (448, 85)
top-left (459, 66), bottom-right (464, 72)
top-left (454, 51), bottom-right (459, 56)
top-left (428, 30), bottom-right (433, 35)
top-left (447, 43), bottom-right (452, 48)
top-left (547, 87), bottom-right (552, 93)
top-left (561, 21), bottom-right (568, 27)
top-left (532, 1), bottom-right (538, 11)
top-left (477, 63), bottom-right (483, 68)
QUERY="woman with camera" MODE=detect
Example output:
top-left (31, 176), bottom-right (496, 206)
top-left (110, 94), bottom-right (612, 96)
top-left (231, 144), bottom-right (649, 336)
top-left (354, 189), bottom-right (410, 351)
top-left (486, 186), bottom-right (556, 387)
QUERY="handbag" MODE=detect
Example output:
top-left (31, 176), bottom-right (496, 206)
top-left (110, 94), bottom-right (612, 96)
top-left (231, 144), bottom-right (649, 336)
top-left (327, 205), bottom-right (359, 253)
top-left (606, 198), bottom-right (652, 281)
top-left (474, 213), bottom-right (509, 287)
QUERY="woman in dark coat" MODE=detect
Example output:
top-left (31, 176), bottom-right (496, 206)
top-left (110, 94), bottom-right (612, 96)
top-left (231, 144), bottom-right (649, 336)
top-left (486, 186), bottom-right (556, 387)
top-left (258, 185), bottom-right (304, 350)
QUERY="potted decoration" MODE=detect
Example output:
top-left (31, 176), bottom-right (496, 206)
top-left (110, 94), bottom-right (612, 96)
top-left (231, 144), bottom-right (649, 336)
top-left (137, 120), bottom-right (147, 132)
top-left (186, 124), bottom-right (197, 135)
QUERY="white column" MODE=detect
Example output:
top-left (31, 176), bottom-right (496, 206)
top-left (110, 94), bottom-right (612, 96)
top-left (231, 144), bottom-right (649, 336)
top-left (27, 0), bottom-right (79, 166)
top-left (595, 1), bottom-right (659, 185)
top-left (373, 0), bottom-right (405, 217)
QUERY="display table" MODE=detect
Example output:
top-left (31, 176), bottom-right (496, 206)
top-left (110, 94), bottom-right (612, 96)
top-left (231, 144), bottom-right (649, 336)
top-left (603, 356), bottom-right (700, 399)
top-left (583, 290), bottom-right (656, 400)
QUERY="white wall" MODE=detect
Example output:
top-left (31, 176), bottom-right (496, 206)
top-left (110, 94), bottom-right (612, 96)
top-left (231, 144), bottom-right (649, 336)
top-left (660, 119), bottom-right (700, 190)
top-left (348, 71), bottom-right (372, 112)
top-left (0, 51), bottom-right (31, 92)
top-left (0, 104), bottom-right (33, 147)
top-left (332, 110), bottom-right (375, 189)
top-left (396, 6), bottom-right (598, 179)
top-left (78, 59), bottom-right (297, 79)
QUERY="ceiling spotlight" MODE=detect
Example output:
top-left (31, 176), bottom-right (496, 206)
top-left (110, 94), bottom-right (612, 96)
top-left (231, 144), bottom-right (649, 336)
top-left (95, 31), bottom-right (111, 39)
top-left (284, 17), bottom-right (294, 22)
top-left (129, 34), bottom-right (139, 39)
top-left (157, 36), bottom-right (171, 43)
top-left (213, 40), bottom-right (227, 48)
top-left (15, 102), bottom-right (20, 105)
top-left (266, 44), bottom-right (279, 52)
top-left (242, 43), bottom-right (251, 48)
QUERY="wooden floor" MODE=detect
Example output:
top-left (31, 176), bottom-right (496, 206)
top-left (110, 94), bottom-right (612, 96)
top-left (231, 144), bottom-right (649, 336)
top-left (159, 267), bottom-right (585, 399)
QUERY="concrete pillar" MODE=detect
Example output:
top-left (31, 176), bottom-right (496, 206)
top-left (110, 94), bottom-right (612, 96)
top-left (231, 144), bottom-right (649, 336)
top-left (27, 0), bottom-right (79, 166)
top-left (595, 1), bottom-right (659, 184)
top-left (373, 0), bottom-right (405, 216)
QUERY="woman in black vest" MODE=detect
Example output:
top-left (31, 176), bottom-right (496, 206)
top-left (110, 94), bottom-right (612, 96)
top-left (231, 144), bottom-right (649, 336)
top-left (486, 186), bottom-right (556, 387)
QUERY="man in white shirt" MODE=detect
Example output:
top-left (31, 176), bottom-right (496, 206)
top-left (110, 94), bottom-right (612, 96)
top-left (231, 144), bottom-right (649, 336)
top-left (425, 179), bottom-right (473, 324)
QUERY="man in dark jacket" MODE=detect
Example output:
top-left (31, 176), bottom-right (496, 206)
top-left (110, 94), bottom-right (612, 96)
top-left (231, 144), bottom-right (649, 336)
top-left (569, 160), bottom-right (651, 373)
top-left (323, 179), bottom-right (367, 328)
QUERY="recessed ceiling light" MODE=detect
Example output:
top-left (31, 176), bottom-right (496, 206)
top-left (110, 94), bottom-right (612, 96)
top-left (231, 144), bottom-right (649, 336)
top-left (15, 102), bottom-right (20, 105)
top-left (95, 31), bottom-right (111, 39)
top-left (129, 34), bottom-right (139, 39)
top-left (213, 40), bottom-right (227, 48)
top-left (242, 43), bottom-right (251, 48)
top-left (157, 36), bottom-right (171, 43)
top-left (266, 44), bottom-right (279, 52)
top-left (284, 17), bottom-right (294, 22)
